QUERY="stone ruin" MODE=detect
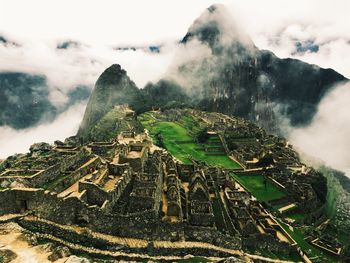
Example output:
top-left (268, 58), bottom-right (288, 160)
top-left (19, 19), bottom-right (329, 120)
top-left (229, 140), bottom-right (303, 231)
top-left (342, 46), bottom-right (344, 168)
top-left (0, 108), bottom-right (333, 261)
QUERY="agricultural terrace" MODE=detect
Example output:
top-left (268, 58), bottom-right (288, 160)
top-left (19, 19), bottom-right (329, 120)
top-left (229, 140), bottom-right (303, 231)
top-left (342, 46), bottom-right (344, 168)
top-left (231, 173), bottom-right (285, 202)
top-left (138, 112), bottom-right (241, 169)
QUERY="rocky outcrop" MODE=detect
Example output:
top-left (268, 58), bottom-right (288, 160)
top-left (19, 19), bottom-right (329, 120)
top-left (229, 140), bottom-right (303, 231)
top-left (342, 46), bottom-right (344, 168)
top-left (29, 142), bottom-right (52, 154)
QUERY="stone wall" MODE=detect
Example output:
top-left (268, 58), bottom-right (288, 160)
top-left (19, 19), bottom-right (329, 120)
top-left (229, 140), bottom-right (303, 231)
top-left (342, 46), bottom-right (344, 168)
top-left (0, 187), bottom-right (161, 239)
top-left (51, 156), bottom-right (101, 193)
top-left (242, 233), bottom-right (293, 254)
top-left (33, 149), bottom-right (91, 188)
top-left (0, 149), bottom-right (92, 189)
top-left (79, 182), bottom-right (108, 207)
top-left (18, 217), bottom-right (240, 259)
top-left (189, 211), bottom-right (215, 227)
top-left (185, 225), bottom-right (241, 250)
top-left (0, 188), bottom-right (25, 215)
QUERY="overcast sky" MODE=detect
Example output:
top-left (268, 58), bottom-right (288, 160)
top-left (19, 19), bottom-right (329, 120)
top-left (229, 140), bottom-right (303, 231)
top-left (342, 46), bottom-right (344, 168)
top-left (1, 0), bottom-right (350, 176)
top-left (1, 0), bottom-right (349, 89)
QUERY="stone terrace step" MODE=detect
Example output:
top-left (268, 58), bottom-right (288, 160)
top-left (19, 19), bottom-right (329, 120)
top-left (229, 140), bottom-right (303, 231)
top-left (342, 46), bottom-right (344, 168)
top-left (19, 216), bottom-right (296, 263)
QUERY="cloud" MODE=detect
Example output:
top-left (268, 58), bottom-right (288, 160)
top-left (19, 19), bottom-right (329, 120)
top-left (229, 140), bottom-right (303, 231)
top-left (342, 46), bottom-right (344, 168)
top-left (290, 82), bottom-right (350, 176)
top-left (1, 0), bottom-right (349, 90)
top-left (0, 0), bottom-right (349, 172)
top-left (165, 38), bottom-right (214, 96)
top-left (0, 37), bottom-right (175, 95)
top-left (0, 103), bottom-right (86, 159)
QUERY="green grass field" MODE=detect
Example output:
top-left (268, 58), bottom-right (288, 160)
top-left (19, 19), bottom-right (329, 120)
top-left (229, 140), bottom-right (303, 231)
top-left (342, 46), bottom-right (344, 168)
top-left (139, 113), bottom-right (241, 169)
top-left (231, 173), bottom-right (285, 202)
top-left (287, 213), bottom-right (307, 222)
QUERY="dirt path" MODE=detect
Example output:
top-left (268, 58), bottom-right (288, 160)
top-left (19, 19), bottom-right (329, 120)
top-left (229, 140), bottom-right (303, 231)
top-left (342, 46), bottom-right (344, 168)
top-left (0, 223), bottom-right (67, 263)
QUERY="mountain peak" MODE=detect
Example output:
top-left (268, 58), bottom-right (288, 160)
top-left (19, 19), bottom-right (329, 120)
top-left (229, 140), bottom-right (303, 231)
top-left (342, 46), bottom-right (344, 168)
top-left (181, 4), bottom-right (254, 49)
top-left (99, 64), bottom-right (126, 80)
top-left (105, 64), bottom-right (123, 73)
top-left (77, 64), bottom-right (140, 140)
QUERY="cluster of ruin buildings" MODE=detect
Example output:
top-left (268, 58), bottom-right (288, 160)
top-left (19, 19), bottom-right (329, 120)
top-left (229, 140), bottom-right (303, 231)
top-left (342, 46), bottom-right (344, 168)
top-left (0, 107), bottom-right (343, 261)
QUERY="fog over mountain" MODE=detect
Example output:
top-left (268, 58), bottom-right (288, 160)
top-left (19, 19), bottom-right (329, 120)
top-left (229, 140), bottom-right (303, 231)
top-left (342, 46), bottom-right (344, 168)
top-left (0, 0), bottom-right (349, 180)
top-left (290, 82), bottom-right (350, 175)
top-left (163, 4), bottom-right (346, 131)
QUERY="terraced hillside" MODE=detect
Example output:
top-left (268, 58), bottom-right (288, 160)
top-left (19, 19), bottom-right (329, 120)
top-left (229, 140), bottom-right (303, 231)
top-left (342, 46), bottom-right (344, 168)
top-left (138, 111), bottom-right (241, 169)
top-left (138, 109), bottom-right (343, 262)
top-left (139, 111), bottom-right (286, 204)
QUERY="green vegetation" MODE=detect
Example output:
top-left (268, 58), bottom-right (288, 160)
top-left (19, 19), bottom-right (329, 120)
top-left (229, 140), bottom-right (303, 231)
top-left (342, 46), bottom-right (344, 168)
top-left (278, 221), bottom-right (337, 263)
top-left (253, 248), bottom-right (301, 262)
top-left (322, 167), bottom-right (347, 218)
top-left (43, 172), bottom-right (71, 190)
top-left (83, 106), bottom-right (136, 142)
top-left (134, 79), bottom-right (191, 114)
top-left (178, 115), bottom-right (203, 134)
top-left (231, 173), bottom-right (285, 202)
top-left (139, 112), bottom-right (241, 169)
top-left (78, 64), bottom-right (140, 139)
top-left (139, 110), bottom-right (339, 262)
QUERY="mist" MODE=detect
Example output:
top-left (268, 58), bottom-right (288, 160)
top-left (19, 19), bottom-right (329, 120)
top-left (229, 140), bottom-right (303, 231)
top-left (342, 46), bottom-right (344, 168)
top-left (289, 82), bottom-right (350, 177)
top-left (165, 4), bottom-right (257, 101)
top-left (0, 103), bottom-right (86, 159)
top-left (1, 1), bottom-right (349, 165)
top-left (0, 38), bottom-right (175, 95)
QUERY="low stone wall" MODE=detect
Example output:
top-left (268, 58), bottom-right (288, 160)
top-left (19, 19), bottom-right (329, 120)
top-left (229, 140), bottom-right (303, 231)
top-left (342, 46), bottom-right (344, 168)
top-left (242, 233), bottom-right (293, 254)
top-left (18, 217), bottom-right (240, 259)
top-left (184, 225), bottom-right (241, 250)
top-left (33, 149), bottom-right (91, 188)
top-left (189, 212), bottom-right (214, 227)
top-left (154, 221), bottom-right (185, 241)
top-left (18, 218), bottom-right (123, 251)
top-left (52, 156), bottom-right (101, 193)
top-left (79, 182), bottom-right (108, 207)
top-left (0, 188), bottom-right (157, 238)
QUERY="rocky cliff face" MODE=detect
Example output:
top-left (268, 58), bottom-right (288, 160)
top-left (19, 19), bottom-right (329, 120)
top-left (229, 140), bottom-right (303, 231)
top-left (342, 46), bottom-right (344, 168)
top-left (77, 64), bottom-right (140, 139)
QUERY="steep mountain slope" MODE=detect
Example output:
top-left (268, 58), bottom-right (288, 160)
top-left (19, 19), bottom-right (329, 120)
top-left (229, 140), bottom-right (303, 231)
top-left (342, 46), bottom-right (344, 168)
top-left (83, 105), bottom-right (142, 142)
top-left (77, 64), bottom-right (140, 139)
top-left (165, 4), bottom-right (347, 132)
top-left (0, 72), bottom-right (90, 129)
top-left (77, 4), bottom-right (347, 139)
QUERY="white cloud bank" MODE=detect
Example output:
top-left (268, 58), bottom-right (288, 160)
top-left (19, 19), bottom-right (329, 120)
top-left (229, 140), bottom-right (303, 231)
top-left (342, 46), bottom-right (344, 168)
top-left (0, 103), bottom-right (86, 158)
top-left (0, 39), bottom-right (175, 93)
top-left (290, 82), bottom-right (350, 176)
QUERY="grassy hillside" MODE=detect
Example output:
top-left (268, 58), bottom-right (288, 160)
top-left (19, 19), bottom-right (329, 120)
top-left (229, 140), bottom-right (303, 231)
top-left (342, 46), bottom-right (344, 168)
top-left (138, 112), bottom-right (241, 169)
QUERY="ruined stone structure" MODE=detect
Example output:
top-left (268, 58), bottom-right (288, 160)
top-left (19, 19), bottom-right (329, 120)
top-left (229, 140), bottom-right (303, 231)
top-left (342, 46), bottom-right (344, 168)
top-left (0, 108), bottom-right (332, 261)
